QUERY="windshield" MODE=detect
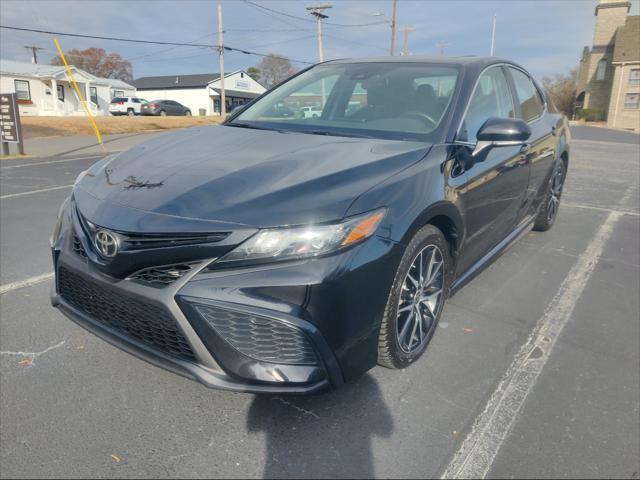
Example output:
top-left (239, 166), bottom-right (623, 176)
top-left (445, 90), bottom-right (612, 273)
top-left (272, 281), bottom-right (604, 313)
top-left (229, 62), bottom-right (460, 141)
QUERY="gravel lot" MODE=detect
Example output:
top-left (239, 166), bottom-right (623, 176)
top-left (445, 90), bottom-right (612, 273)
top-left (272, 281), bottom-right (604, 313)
top-left (0, 126), bottom-right (638, 479)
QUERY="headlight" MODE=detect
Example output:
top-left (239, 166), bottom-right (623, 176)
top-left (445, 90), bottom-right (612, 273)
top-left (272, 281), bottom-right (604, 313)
top-left (219, 209), bottom-right (386, 264)
top-left (50, 198), bottom-right (68, 247)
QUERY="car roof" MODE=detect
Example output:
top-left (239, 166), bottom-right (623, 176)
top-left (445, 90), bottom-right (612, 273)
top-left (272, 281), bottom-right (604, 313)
top-left (323, 55), bottom-right (522, 70)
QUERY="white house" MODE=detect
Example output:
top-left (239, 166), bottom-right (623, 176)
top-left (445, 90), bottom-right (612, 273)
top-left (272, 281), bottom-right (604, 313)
top-left (0, 59), bottom-right (136, 116)
top-left (131, 71), bottom-right (265, 115)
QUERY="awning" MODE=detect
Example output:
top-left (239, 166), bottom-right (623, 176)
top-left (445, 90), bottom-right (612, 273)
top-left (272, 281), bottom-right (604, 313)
top-left (210, 88), bottom-right (261, 99)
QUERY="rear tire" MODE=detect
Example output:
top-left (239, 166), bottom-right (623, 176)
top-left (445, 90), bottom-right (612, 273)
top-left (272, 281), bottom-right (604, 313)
top-left (159, 110), bottom-right (167, 116)
top-left (378, 225), bottom-right (451, 369)
top-left (533, 160), bottom-right (566, 232)
top-left (127, 108), bottom-right (135, 117)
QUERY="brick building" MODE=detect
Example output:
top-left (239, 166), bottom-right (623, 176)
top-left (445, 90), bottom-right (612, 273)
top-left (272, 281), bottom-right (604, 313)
top-left (576, 0), bottom-right (639, 132)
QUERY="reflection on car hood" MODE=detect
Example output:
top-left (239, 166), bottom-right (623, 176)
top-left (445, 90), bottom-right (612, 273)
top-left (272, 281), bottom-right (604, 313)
top-left (76, 125), bottom-right (430, 229)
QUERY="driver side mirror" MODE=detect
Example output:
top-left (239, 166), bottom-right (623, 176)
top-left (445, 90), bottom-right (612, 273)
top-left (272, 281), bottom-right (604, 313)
top-left (472, 117), bottom-right (531, 157)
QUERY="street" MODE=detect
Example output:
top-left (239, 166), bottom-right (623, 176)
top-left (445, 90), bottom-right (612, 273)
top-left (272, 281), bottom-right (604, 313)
top-left (0, 126), bottom-right (638, 478)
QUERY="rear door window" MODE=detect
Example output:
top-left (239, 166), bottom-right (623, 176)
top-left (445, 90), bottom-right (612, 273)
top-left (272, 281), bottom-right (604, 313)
top-left (509, 68), bottom-right (545, 122)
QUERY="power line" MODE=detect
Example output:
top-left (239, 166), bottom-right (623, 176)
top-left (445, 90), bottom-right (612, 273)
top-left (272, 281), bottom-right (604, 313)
top-left (0, 25), bottom-right (314, 64)
top-left (322, 32), bottom-right (386, 52)
top-left (244, 1), bottom-right (387, 28)
top-left (243, 1), bottom-right (315, 31)
top-left (243, 34), bottom-right (316, 51)
top-left (128, 33), bottom-right (215, 61)
top-left (2, 25), bottom-right (217, 48)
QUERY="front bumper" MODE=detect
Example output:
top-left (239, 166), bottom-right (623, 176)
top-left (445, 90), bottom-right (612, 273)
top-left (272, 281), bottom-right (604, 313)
top-left (51, 201), bottom-right (404, 394)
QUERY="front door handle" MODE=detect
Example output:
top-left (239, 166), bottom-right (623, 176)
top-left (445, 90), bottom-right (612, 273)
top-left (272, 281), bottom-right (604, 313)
top-left (520, 143), bottom-right (531, 154)
top-left (551, 125), bottom-right (557, 136)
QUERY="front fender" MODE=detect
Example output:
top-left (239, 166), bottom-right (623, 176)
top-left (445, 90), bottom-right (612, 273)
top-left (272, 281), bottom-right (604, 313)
top-left (346, 145), bottom-right (465, 255)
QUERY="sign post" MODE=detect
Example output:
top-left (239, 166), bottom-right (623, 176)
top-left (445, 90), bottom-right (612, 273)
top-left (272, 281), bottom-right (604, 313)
top-left (0, 93), bottom-right (25, 155)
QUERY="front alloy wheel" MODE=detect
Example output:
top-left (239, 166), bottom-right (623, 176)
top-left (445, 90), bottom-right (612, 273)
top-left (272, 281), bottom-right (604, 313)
top-left (534, 160), bottom-right (566, 231)
top-left (396, 245), bottom-right (444, 353)
top-left (378, 224), bottom-right (450, 368)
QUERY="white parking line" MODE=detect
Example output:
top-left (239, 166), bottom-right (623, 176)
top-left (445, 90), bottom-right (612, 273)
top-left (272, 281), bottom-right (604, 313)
top-left (0, 155), bottom-right (103, 170)
top-left (563, 202), bottom-right (639, 217)
top-left (0, 185), bottom-right (73, 200)
top-left (0, 272), bottom-right (54, 295)
top-left (441, 209), bottom-right (623, 479)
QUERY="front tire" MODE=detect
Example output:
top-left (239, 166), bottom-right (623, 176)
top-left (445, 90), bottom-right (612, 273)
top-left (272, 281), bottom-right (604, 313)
top-left (533, 160), bottom-right (566, 232)
top-left (378, 225), bottom-right (451, 369)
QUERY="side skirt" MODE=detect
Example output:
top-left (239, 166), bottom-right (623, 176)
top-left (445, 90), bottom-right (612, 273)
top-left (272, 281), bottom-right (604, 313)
top-left (449, 215), bottom-right (536, 296)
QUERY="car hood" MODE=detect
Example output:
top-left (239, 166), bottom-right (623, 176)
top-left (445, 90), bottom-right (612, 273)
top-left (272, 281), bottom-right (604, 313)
top-left (75, 125), bottom-right (430, 231)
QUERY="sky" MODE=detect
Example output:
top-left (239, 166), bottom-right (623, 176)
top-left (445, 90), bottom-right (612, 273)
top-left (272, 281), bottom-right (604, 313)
top-left (1, 0), bottom-right (638, 81)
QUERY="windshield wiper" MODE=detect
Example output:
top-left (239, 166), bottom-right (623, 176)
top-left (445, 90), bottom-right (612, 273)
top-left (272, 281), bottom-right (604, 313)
top-left (227, 122), bottom-right (272, 131)
top-left (303, 129), bottom-right (374, 139)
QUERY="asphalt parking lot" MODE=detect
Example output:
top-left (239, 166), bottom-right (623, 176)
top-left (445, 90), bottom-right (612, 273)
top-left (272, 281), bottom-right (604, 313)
top-left (1, 126), bottom-right (638, 479)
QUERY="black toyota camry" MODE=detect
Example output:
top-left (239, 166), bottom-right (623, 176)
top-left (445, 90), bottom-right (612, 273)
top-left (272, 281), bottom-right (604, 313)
top-left (51, 57), bottom-right (570, 393)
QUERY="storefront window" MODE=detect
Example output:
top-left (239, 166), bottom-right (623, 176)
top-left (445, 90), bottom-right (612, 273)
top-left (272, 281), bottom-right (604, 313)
top-left (90, 87), bottom-right (98, 105)
top-left (14, 80), bottom-right (31, 100)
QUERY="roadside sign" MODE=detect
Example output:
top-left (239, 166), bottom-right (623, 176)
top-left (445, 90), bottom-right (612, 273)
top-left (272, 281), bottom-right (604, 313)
top-left (1, 93), bottom-right (25, 155)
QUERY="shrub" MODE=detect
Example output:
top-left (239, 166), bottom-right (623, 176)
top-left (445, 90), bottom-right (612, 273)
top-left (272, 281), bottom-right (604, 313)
top-left (575, 108), bottom-right (605, 121)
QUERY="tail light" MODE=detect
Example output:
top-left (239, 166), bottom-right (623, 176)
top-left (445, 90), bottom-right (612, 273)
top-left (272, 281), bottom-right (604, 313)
top-left (112, 101), bottom-right (124, 105)
top-left (148, 103), bottom-right (158, 108)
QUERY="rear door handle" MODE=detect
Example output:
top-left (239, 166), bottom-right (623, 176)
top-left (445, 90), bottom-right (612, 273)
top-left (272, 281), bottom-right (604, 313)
top-left (520, 143), bottom-right (530, 154)
top-left (551, 126), bottom-right (557, 136)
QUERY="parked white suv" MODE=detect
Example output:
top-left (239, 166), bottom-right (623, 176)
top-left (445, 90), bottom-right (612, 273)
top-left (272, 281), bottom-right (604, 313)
top-left (300, 106), bottom-right (322, 118)
top-left (109, 97), bottom-right (148, 116)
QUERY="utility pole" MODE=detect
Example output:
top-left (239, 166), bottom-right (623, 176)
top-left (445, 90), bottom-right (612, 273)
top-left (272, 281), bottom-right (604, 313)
top-left (436, 40), bottom-right (449, 56)
top-left (389, 0), bottom-right (398, 56)
top-left (217, 2), bottom-right (226, 117)
top-left (307, 4), bottom-right (332, 62)
top-left (24, 45), bottom-right (44, 64)
top-left (490, 14), bottom-right (497, 56)
top-left (401, 25), bottom-right (414, 56)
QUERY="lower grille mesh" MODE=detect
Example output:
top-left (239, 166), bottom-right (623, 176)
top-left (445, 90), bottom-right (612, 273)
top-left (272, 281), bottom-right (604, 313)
top-left (58, 266), bottom-right (196, 362)
top-left (192, 303), bottom-right (317, 365)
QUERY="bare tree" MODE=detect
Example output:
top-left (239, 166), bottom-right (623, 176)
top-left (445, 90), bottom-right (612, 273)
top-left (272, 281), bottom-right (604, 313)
top-left (542, 69), bottom-right (577, 118)
top-left (52, 47), bottom-right (133, 82)
top-left (256, 54), bottom-right (296, 88)
top-left (247, 67), bottom-right (261, 83)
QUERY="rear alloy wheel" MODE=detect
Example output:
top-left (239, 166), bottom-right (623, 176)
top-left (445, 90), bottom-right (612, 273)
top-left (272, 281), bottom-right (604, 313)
top-left (534, 160), bottom-right (566, 231)
top-left (378, 225), bottom-right (450, 369)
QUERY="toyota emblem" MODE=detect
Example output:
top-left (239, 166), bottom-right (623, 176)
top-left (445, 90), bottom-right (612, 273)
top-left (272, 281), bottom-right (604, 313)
top-left (95, 229), bottom-right (119, 258)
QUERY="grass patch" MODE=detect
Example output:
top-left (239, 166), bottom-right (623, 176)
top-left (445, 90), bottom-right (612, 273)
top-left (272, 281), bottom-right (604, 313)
top-left (21, 115), bottom-right (224, 138)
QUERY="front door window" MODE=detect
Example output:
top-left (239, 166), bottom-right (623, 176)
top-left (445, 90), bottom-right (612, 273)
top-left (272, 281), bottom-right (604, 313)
top-left (460, 67), bottom-right (515, 143)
